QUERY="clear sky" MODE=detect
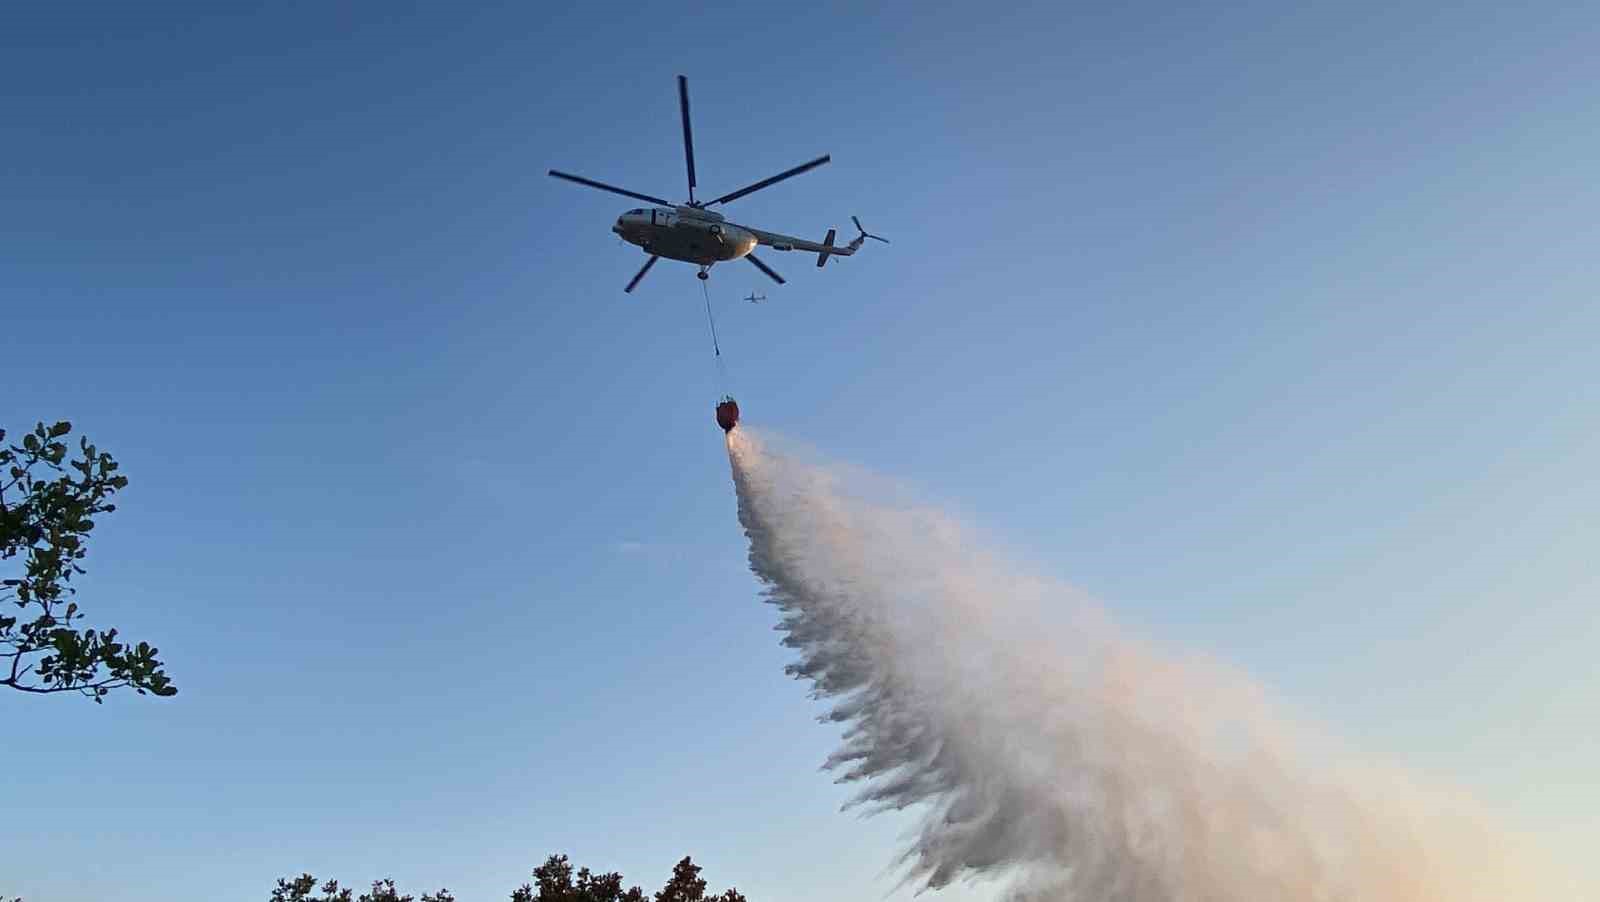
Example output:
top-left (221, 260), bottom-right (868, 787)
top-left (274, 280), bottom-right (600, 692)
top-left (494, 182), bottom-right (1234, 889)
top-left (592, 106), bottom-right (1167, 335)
top-left (4, 2), bottom-right (1596, 899)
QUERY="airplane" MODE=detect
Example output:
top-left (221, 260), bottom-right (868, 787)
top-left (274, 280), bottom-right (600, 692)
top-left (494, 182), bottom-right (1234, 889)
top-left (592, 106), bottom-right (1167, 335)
top-left (744, 292), bottom-right (767, 304)
top-left (549, 75), bottom-right (888, 294)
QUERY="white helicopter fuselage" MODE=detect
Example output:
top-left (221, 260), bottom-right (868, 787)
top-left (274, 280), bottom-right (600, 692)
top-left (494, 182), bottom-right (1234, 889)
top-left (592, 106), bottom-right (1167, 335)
top-left (613, 205), bottom-right (757, 265)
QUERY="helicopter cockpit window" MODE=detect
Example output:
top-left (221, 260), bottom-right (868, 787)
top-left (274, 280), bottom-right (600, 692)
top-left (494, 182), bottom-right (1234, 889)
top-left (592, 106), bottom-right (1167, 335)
top-left (628, 208), bottom-right (644, 214)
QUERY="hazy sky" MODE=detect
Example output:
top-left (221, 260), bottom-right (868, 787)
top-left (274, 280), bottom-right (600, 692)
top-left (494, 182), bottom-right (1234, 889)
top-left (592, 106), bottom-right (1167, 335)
top-left (4, 3), bottom-right (1596, 900)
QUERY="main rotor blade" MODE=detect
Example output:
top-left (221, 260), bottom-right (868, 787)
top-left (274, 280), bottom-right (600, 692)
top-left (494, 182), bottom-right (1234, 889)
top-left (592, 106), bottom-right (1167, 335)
top-left (746, 252), bottom-right (786, 285)
top-left (706, 155), bottom-right (831, 206)
top-left (624, 255), bottom-right (660, 294)
top-left (549, 170), bottom-right (674, 207)
top-left (678, 75), bottom-right (697, 204)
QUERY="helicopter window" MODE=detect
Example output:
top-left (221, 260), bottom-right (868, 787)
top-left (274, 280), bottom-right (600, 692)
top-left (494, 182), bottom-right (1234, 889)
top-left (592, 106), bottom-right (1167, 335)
top-left (628, 208), bottom-right (644, 214)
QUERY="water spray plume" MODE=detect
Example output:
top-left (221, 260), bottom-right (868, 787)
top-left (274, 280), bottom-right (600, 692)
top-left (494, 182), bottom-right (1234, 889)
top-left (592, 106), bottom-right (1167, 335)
top-left (726, 429), bottom-right (1574, 901)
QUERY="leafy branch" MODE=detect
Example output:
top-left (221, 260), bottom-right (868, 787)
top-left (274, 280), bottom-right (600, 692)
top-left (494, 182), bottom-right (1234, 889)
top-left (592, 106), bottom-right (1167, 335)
top-left (1, 420), bottom-right (175, 701)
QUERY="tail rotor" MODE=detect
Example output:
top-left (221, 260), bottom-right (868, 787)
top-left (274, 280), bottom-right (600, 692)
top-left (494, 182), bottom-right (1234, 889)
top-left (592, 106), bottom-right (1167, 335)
top-left (848, 215), bottom-right (890, 251)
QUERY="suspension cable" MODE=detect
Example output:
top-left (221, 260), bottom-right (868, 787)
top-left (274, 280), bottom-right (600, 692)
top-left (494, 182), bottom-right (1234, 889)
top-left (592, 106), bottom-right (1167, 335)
top-left (701, 277), bottom-right (721, 357)
top-left (701, 277), bottom-right (729, 391)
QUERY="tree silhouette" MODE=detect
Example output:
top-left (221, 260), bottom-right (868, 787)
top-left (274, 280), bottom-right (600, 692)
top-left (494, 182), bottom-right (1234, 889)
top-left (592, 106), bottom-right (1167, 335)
top-left (274, 853), bottom-right (744, 902)
top-left (270, 874), bottom-right (454, 902)
top-left (510, 855), bottom-right (647, 902)
top-left (655, 857), bottom-right (745, 902)
top-left (512, 855), bottom-right (743, 902)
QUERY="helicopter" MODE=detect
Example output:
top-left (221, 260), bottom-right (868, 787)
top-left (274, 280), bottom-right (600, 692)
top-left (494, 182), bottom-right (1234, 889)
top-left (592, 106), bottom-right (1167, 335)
top-left (550, 76), bottom-right (888, 294)
top-left (744, 291), bottom-right (767, 304)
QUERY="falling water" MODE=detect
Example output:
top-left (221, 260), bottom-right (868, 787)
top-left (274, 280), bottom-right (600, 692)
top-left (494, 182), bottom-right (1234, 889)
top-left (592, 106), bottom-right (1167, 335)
top-left (727, 428), bottom-right (1568, 901)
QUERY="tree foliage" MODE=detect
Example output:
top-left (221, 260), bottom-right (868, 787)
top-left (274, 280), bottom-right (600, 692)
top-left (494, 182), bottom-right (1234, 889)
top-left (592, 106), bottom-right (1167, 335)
top-left (275, 853), bottom-right (745, 902)
top-left (652, 857), bottom-right (745, 902)
top-left (510, 854), bottom-right (647, 902)
top-left (269, 875), bottom-right (454, 902)
top-left (1, 420), bottom-right (175, 701)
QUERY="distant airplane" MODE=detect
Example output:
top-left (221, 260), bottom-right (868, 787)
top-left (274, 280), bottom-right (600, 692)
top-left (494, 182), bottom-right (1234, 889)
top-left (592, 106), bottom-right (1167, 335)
top-left (744, 291), bottom-right (767, 304)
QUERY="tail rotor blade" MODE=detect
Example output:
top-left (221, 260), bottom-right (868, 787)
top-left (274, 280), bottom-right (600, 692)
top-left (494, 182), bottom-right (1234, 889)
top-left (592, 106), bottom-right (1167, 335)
top-left (678, 75), bottom-right (697, 204)
top-left (853, 215), bottom-right (890, 243)
top-left (625, 255), bottom-right (660, 293)
top-left (746, 252), bottom-right (787, 285)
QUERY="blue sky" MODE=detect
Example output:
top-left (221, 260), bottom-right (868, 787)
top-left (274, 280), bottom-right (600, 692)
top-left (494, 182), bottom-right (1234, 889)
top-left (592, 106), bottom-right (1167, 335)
top-left (4, 2), bottom-right (1597, 899)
